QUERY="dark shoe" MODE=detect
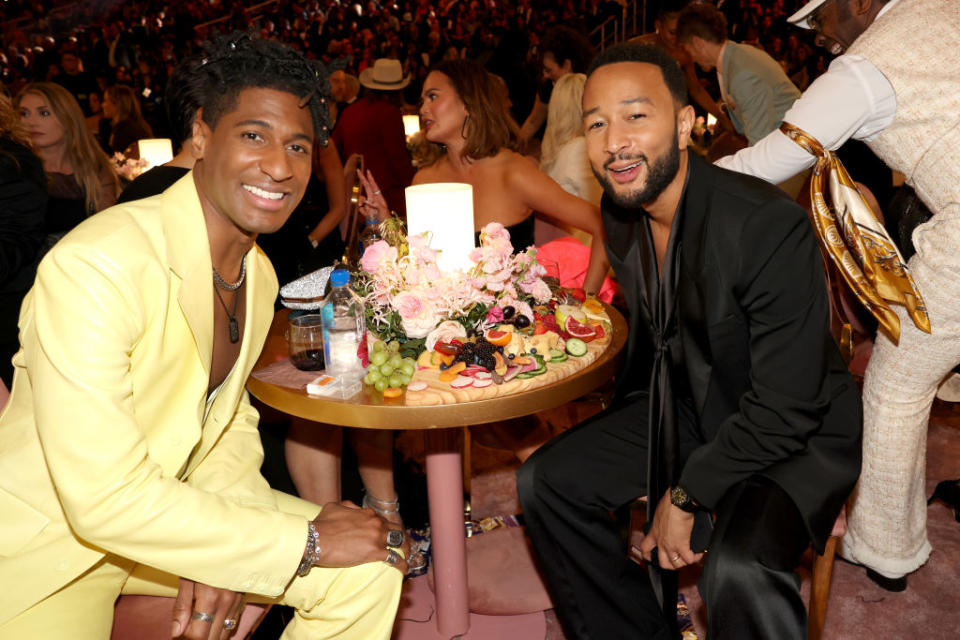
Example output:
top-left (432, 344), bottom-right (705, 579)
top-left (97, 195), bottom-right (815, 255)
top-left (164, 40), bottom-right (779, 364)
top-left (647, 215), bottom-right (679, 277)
top-left (866, 568), bottom-right (907, 592)
top-left (838, 556), bottom-right (908, 592)
top-left (928, 478), bottom-right (960, 522)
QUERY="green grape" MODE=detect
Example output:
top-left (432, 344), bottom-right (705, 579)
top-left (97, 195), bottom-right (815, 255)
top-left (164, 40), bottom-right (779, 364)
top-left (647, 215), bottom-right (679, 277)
top-left (399, 361), bottom-right (416, 376)
top-left (397, 373), bottom-right (412, 387)
top-left (373, 340), bottom-right (387, 352)
top-left (388, 353), bottom-right (403, 368)
top-left (370, 351), bottom-right (389, 367)
top-left (363, 372), bottom-right (376, 385)
top-left (388, 374), bottom-right (404, 388)
top-left (374, 378), bottom-right (389, 392)
top-left (366, 369), bottom-right (382, 383)
top-left (379, 363), bottom-right (395, 376)
top-left (388, 340), bottom-right (401, 352)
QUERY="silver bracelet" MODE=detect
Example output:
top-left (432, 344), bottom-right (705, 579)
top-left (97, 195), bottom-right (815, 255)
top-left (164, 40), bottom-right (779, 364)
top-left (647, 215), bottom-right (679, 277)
top-left (296, 521), bottom-right (322, 577)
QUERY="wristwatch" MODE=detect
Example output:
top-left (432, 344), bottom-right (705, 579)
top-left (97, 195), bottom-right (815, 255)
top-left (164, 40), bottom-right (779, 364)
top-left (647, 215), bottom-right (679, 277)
top-left (670, 485), bottom-right (700, 513)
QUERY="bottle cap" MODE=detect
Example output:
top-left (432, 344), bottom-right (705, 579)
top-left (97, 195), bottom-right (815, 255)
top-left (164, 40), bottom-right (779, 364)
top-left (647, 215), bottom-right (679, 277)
top-left (330, 269), bottom-right (350, 287)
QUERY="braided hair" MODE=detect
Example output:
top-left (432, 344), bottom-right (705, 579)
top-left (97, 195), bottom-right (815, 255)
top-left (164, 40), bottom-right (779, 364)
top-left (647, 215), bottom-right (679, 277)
top-left (195, 32), bottom-right (332, 145)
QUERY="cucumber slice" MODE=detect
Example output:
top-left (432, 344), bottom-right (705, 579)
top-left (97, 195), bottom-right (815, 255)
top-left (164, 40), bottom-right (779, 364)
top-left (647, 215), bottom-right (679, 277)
top-left (549, 348), bottom-right (568, 363)
top-left (566, 338), bottom-right (587, 357)
top-left (516, 371), bottom-right (538, 379)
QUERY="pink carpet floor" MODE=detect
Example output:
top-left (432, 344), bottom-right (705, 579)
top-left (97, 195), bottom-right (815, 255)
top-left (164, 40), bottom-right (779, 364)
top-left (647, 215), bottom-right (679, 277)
top-left (397, 400), bottom-right (960, 639)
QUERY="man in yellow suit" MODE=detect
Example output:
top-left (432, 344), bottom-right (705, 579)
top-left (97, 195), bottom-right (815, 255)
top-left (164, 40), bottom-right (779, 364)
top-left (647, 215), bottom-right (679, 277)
top-left (0, 33), bottom-right (405, 639)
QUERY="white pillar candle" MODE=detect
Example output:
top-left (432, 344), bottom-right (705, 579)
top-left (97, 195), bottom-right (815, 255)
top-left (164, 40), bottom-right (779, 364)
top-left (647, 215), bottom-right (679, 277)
top-left (137, 138), bottom-right (174, 170)
top-left (405, 183), bottom-right (475, 273)
top-left (402, 114), bottom-right (421, 138)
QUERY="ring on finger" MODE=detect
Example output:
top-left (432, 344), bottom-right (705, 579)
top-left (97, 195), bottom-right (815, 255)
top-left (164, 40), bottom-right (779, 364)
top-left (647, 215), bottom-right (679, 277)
top-left (671, 553), bottom-right (681, 564)
top-left (373, 189), bottom-right (381, 195)
top-left (192, 611), bottom-right (215, 623)
top-left (223, 618), bottom-right (238, 630)
top-left (385, 548), bottom-right (400, 565)
top-left (387, 529), bottom-right (404, 547)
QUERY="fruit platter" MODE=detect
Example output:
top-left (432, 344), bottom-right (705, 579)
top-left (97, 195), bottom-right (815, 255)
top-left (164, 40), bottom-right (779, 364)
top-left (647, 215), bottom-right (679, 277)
top-left (361, 296), bottom-right (613, 406)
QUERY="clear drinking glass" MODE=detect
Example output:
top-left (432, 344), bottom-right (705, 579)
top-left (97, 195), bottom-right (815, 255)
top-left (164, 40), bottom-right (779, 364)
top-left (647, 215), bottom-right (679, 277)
top-left (286, 314), bottom-right (326, 371)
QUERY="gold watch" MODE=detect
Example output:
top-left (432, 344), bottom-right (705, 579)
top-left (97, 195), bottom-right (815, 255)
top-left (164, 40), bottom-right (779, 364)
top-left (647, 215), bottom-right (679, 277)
top-left (670, 485), bottom-right (699, 513)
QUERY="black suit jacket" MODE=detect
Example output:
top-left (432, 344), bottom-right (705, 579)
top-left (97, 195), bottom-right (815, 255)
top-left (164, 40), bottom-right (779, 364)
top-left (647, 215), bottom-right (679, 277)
top-left (603, 152), bottom-right (862, 550)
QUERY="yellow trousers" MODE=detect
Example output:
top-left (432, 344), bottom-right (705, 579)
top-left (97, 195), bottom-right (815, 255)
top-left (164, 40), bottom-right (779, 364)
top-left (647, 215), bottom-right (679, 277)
top-left (0, 492), bottom-right (403, 640)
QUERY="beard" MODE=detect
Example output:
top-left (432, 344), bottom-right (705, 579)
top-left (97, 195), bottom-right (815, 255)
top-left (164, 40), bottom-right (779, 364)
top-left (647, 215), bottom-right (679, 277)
top-left (592, 134), bottom-right (682, 210)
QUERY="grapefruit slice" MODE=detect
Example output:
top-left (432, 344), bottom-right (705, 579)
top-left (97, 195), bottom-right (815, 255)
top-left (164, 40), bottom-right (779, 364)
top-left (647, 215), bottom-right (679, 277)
top-left (485, 329), bottom-right (513, 346)
top-left (565, 317), bottom-right (597, 342)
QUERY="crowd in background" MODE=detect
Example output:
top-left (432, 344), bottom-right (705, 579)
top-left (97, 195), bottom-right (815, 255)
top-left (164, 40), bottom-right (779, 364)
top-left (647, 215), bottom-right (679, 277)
top-left (2, 0), bottom-right (822, 150)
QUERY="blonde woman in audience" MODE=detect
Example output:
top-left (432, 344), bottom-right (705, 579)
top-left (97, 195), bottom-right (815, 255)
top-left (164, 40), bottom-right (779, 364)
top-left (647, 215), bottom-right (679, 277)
top-left (537, 72), bottom-right (602, 246)
top-left (16, 82), bottom-right (119, 248)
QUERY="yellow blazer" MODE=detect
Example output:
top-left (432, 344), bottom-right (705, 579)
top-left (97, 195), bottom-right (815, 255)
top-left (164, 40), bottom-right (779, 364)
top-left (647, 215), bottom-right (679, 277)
top-left (0, 173), bottom-right (307, 623)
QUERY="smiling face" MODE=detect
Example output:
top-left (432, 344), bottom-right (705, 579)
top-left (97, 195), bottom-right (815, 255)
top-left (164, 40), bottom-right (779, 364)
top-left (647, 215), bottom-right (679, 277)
top-left (419, 70), bottom-right (468, 145)
top-left (192, 87), bottom-right (314, 241)
top-left (583, 62), bottom-right (693, 212)
top-left (18, 92), bottom-right (67, 150)
top-left (807, 0), bottom-right (866, 55)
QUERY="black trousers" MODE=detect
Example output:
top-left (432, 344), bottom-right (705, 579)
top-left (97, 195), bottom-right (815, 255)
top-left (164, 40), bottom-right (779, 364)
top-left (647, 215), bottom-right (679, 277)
top-left (517, 395), bottom-right (811, 640)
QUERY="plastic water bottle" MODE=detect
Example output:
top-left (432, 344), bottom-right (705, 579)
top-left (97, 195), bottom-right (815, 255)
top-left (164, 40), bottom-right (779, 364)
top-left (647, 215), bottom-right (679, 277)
top-left (322, 269), bottom-right (366, 382)
top-left (359, 216), bottom-right (381, 254)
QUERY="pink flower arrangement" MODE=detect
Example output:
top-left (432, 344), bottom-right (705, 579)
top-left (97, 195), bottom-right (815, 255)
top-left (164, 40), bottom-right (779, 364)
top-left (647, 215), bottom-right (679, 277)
top-left (355, 221), bottom-right (553, 345)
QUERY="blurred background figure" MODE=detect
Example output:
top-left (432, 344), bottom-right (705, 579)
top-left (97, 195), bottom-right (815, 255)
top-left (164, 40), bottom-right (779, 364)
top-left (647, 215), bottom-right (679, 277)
top-left (101, 83), bottom-right (152, 154)
top-left (0, 88), bottom-right (46, 389)
top-left (536, 72), bottom-right (602, 246)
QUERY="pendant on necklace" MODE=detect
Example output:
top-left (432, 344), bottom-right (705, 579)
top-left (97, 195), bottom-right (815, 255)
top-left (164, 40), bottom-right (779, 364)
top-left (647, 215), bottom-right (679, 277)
top-left (229, 317), bottom-right (240, 343)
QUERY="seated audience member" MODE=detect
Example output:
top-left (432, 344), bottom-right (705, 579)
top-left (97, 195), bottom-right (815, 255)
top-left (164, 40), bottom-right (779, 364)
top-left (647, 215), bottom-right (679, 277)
top-left (331, 58), bottom-right (414, 218)
top-left (716, 0), bottom-right (959, 592)
top-left (537, 72), bottom-right (602, 246)
top-left (0, 90), bottom-right (46, 389)
top-left (16, 82), bottom-right (119, 250)
top-left (0, 33), bottom-right (405, 639)
top-left (117, 54), bottom-right (203, 203)
top-left (329, 68), bottom-right (360, 123)
top-left (407, 58), bottom-right (608, 287)
top-left (101, 83), bottom-right (152, 154)
top-left (517, 43), bottom-right (861, 640)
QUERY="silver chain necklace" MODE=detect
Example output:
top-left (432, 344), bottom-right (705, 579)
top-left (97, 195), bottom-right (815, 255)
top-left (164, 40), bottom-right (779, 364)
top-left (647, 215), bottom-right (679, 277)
top-left (212, 256), bottom-right (246, 291)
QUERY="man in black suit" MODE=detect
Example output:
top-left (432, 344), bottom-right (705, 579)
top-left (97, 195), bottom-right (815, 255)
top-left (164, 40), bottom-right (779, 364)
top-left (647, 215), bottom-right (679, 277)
top-left (517, 43), bottom-right (862, 640)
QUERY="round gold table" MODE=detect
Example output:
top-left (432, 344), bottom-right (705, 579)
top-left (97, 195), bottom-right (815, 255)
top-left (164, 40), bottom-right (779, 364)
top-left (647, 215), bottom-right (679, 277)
top-left (247, 307), bottom-right (627, 638)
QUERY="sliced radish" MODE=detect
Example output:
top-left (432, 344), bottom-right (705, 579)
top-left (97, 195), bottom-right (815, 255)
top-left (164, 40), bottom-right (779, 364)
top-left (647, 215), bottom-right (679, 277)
top-left (461, 366), bottom-right (487, 376)
top-left (473, 371), bottom-right (492, 380)
top-left (407, 380), bottom-right (428, 392)
top-left (450, 376), bottom-right (474, 388)
top-left (472, 378), bottom-right (493, 388)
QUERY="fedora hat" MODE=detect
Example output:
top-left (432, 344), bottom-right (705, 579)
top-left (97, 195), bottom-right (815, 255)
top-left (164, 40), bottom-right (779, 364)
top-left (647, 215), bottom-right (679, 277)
top-left (787, 0), bottom-right (830, 29)
top-left (359, 58), bottom-right (411, 90)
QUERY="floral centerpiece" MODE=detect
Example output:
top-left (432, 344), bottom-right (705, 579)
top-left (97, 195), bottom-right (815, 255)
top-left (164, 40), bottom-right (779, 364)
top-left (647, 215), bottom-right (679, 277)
top-left (354, 220), bottom-right (554, 358)
top-left (110, 152), bottom-right (149, 181)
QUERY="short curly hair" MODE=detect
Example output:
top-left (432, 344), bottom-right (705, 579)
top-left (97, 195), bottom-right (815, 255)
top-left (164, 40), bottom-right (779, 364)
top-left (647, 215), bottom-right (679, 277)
top-left (195, 32), bottom-right (332, 145)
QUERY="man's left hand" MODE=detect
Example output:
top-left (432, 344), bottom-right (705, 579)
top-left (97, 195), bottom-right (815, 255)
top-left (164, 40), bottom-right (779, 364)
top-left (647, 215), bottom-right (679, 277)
top-left (634, 490), bottom-right (704, 570)
top-left (172, 578), bottom-right (245, 639)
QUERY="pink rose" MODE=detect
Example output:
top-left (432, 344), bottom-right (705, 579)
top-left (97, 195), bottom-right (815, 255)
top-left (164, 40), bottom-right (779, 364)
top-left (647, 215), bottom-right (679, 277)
top-left (392, 290), bottom-right (441, 338)
top-left (360, 240), bottom-right (397, 274)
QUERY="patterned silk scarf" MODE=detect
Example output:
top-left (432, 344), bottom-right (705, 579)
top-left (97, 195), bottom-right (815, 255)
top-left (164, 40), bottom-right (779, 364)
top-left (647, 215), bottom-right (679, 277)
top-left (780, 122), bottom-right (930, 343)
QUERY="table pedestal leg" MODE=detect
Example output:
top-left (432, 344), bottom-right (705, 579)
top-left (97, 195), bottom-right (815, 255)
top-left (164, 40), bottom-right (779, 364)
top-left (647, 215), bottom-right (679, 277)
top-left (424, 428), bottom-right (469, 638)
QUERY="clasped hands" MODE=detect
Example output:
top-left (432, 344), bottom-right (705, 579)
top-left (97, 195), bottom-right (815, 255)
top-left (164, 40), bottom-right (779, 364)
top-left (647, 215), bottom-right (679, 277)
top-left (630, 490), bottom-right (705, 571)
top-left (171, 501), bottom-right (409, 639)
